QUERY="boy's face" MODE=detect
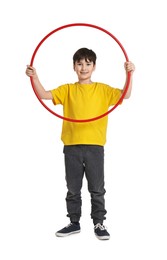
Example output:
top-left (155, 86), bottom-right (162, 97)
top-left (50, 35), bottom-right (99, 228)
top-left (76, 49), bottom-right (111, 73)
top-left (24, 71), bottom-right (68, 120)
top-left (73, 59), bottom-right (96, 83)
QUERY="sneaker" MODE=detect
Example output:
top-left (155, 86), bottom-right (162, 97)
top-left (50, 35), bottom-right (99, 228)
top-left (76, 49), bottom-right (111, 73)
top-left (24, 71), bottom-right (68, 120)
top-left (94, 223), bottom-right (110, 240)
top-left (55, 222), bottom-right (81, 237)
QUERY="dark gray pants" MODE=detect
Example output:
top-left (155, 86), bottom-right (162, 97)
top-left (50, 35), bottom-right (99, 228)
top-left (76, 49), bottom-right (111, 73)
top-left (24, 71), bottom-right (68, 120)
top-left (63, 145), bottom-right (107, 225)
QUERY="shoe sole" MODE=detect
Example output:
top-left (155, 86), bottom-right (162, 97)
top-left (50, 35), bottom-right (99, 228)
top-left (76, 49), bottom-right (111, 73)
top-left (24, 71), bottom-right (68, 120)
top-left (95, 234), bottom-right (110, 240)
top-left (55, 230), bottom-right (81, 237)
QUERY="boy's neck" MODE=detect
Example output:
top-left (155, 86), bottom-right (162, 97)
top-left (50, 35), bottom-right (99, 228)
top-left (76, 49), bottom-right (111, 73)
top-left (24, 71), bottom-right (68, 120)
top-left (78, 79), bottom-right (93, 84)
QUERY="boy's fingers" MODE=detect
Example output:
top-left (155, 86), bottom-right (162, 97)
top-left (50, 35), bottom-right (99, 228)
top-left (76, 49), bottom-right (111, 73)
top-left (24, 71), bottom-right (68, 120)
top-left (27, 65), bottom-right (34, 70)
top-left (124, 62), bottom-right (135, 72)
top-left (25, 65), bottom-right (37, 78)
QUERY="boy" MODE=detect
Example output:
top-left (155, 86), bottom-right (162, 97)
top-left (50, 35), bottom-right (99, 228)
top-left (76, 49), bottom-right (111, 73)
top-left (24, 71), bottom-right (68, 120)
top-left (26, 48), bottom-right (135, 240)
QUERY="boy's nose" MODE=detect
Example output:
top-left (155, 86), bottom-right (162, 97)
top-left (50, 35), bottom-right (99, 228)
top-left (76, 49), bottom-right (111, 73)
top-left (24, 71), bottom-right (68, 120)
top-left (81, 65), bottom-right (86, 71)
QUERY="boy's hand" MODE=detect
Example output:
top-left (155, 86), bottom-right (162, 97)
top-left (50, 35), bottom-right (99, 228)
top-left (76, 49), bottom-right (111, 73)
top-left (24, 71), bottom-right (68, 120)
top-left (124, 61), bottom-right (135, 73)
top-left (25, 65), bottom-right (38, 78)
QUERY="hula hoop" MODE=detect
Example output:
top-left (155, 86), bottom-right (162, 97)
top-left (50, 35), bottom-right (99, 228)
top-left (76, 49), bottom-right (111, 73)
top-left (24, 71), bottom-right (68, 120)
top-left (30, 23), bottom-right (131, 123)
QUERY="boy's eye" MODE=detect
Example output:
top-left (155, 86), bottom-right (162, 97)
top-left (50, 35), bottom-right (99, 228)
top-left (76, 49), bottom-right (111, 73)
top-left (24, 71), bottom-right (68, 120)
top-left (76, 62), bottom-right (92, 66)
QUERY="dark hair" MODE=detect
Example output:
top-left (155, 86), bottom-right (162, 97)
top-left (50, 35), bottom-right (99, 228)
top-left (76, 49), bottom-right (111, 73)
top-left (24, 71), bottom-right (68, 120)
top-left (73, 48), bottom-right (96, 65)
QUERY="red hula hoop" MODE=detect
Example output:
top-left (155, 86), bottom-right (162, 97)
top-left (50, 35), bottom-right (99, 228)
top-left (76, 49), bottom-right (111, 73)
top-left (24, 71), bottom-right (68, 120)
top-left (30, 23), bottom-right (131, 123)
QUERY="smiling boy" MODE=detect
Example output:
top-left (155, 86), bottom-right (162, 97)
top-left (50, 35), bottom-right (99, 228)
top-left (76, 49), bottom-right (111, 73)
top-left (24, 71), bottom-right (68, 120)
top-left (26, 48), bottom-right (135, 240)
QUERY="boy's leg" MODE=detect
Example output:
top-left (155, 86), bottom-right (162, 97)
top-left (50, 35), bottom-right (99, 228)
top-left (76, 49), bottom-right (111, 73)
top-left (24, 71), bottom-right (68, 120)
top-left (84, 145), bottom-right (107, 225)
top-left (63, 145), bottom-right (84, 223)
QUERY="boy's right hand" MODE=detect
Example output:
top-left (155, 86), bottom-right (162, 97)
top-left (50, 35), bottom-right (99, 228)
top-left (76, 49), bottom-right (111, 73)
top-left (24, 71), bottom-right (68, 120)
top-left (25, 65), bottom-right (38, 78)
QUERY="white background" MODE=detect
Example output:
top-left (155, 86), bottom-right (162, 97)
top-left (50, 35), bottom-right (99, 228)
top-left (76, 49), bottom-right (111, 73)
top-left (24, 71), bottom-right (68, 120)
top-left (0, 0), bottom-right (167, 259)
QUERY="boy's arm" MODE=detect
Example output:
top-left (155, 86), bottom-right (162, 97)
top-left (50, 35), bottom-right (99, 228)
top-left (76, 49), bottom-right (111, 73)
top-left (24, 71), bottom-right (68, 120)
top-left (25, 65), bottom-right (53, 100)
top-left (122, 61), bottom-right (135, 99)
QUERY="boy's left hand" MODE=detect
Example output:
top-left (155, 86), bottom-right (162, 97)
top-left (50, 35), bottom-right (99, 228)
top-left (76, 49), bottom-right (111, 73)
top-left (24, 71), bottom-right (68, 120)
top-left (124, 61), bottom-right (135, 73)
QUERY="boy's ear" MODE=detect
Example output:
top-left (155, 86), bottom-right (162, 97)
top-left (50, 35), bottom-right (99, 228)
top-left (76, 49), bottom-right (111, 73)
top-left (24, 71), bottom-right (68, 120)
top-left (93, 64), bottom-right (96, 71)
top-left (73, 64), bottom-right (76, 71)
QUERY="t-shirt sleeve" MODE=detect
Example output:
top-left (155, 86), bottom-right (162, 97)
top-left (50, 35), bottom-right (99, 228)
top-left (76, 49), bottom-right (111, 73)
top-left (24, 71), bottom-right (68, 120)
top-left (106, 85), bottom-right (122, 106)
top-left (50, 84), bottom-right (68, 105)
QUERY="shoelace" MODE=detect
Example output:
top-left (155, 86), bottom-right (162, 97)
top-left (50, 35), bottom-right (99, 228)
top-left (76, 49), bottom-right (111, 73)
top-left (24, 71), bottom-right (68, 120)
top-left (65, 223), bottom-right (73, 228)
top-left (94, 223), bottom-right (106, 230)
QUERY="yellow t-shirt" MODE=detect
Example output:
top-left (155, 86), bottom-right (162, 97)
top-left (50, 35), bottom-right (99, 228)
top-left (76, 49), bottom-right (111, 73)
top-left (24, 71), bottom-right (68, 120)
top-left (51, 82), bottom-right (122, 146)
